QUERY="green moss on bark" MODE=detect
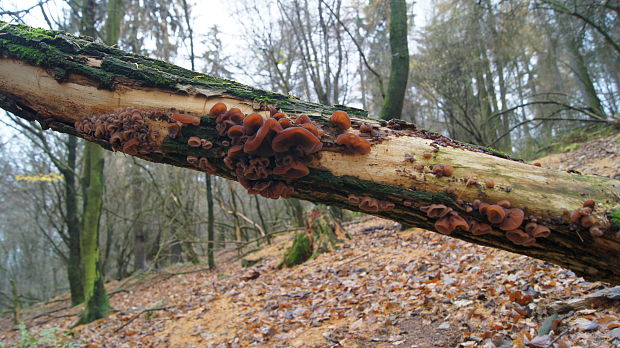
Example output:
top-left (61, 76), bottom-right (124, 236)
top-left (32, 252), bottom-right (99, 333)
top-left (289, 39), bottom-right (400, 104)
top-left (0, 22), bottom-right (368, 118)
top-left (609, 210), bottom-right (620, 229)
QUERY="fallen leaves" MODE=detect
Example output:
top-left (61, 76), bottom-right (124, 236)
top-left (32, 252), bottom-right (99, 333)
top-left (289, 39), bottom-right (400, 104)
top-left (1, 219), bottom-right (619, 347)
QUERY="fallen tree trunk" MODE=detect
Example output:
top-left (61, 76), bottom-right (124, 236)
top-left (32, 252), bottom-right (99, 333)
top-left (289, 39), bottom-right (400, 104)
top-left (1, 23), bottom-right (619, 284)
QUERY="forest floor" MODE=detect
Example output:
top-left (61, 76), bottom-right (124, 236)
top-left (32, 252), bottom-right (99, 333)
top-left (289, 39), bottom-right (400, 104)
top-left (1, 132), bottom-right (619, 348)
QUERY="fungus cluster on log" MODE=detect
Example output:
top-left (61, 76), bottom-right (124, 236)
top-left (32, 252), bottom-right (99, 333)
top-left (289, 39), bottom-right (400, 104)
top-left (75, 107), bottom-right (165, 155)
top-left (420, 204), bottom-right (468, 235)
top-left (431, 164), bottom-right (454, 177)
top-left (208, 103), bottom-right (326, 199)
top-left (359, 123), bottom-right (373, 133)
top-left (330, 111), bottom-right (371, 155)
top-left (416, 197), bottom-right (562, 247)
top-left (570, 200), bottom-right (606, 238)
top-left (348, 194), bottom-right (395, 213)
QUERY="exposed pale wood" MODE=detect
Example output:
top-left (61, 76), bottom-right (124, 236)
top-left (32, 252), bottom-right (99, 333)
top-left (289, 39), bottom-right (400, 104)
top-left (0, 59), bottom-right (265, 122)
top-left (319, 135), bottom-right (615, 219)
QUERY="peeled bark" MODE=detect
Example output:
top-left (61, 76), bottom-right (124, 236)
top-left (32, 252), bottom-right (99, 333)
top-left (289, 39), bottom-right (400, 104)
top-left (1, 23), bottom-right (619, 284)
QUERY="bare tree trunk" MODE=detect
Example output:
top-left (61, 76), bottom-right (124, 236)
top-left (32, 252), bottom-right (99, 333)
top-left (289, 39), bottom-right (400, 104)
top-left (380, 0), bottom-right (409, 120)
top-left (64, 135), bottom-right (84, 305)
top-left (131, 167), bottom-right (146, 271)
top-left (254, 195), bottom-right (270, 245)
top-left (1, 23), bottom-right (619, 284)
top-left (206, 173), bottom-right (215, 269)
top-left (228, 181), bottom-right (244, 251)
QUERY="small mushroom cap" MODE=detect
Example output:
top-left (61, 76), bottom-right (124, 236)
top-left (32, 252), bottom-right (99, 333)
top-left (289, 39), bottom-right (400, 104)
top-left (228, 111), bottom-right (245, 124)
top-left (279, 118), bottom-right (292, 129)
top-left (330, 110), bottom-right (351, 131)
top-left (434, 212), bottom-right (468, 235)
top-left (201, 139), bottom-right (213, 149)
top-left (424, 204), bottom-right (452, 218)
top-left (497, 200), bottom-right (511, 208)
top-left (570, 209), bottom-right (581, 223)
top-left (186, 155), bottom-right (199, 165)
top-left (470, 221), bottom-right (493, 235)
top-left (580, 215), bottom-right (596, 228)
top-left (499, 208), bottom-right (524, 231)
top-left (486, 205), bottom-right (506, 224)
top-left (348, 194), bottom-right (361, 204)
top-left (254, 181), bottom-right (293, 199)
top-left (198, 157), bottom-right (217, 174)
top-left (122, 138), bottom-right (140, 155)
top-left (570, 207), bottom-right (595, 227)
top-left (295, 114), bottom-right (312, 124)
top-left (359, 123), bottom-right (373, 133)
top-left (243, 113), bottom-right (264, 135)
top-left (109, 132), bottom-right (122, 147)
top-left (435, 216), bottom-right (452, 235)
top-left (379, 201), bottom-right (395, 211)
top-left (227, 125), bottom-right (245, 138)
top-left (272, 112), bottom-right (286, 120)
top-left (335, 133), bottom-right (371, 155)
top-left (244, 118), bottom-right (283, 156)
top-left (209, 103), bottom-right (227, 117)
top-left (216, 119), bottom-right (237, 136)
top-left (273, 160), bottom-right (310, 179)
top-left (359, 197), bottom-right (380, 212)
top-left (301, 123), bottom-right (320, 137)
top-left (188, 136), bottom-right (202, 147)
top-left (485, 179), bottom-right (495, 188)
top-left (525, 223), bottom-right (550, 238)
top-left (241, 162), bottom-right (270, 180)
top-left (450, 212), bottom-right (469, 232)
top-left (583, 199), bottom-right (596, 208)
top-left (589, 227), bottom-right (603, 237)
top-left (270, 182), bottom-right (294, 199)
top-left (442, 165), bottom-right (454, 176)
top-left (226, 144), bottom-right (245, 160)
top-left (506, 229), bottom-right (534, 246)
top-left (167, 123), bottom-right (181, 138)
top-left (466, 178), bottom-right (477, 186)
top-left (271, 127), bottom-right (322, 154)
top-left (172, 113), bottom-right (200, 126)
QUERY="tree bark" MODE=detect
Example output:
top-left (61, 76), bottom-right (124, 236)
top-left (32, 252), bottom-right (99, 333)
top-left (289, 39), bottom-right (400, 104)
top-left (206, 173), bottom-right (215, 269)
top-left (131, 167), bottom-right (147, 272)
top-left (77, 141), bottom-right (108, 324)
top-left (380, 0), bottom-right (409, 120)
top-left (63, 134), bottom-right (84, 306)
top-left (1, 23), bottom-right (620, 284)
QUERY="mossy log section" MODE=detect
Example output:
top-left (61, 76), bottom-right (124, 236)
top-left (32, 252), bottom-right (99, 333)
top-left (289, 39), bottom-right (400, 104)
top-left (1, 23), bottom-right (620, 284)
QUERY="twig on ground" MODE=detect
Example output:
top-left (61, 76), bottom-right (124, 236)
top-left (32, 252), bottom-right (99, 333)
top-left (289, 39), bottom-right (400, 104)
top-left (29, 305), bottom-right (71, 320)
top-left (545, 328), bottom-right (570, 348)
top-left (114, 306), bottom-right (173, 332)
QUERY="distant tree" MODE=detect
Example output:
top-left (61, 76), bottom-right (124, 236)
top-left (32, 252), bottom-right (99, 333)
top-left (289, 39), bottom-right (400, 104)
top-left (380, 0), bottom-right (409, 120)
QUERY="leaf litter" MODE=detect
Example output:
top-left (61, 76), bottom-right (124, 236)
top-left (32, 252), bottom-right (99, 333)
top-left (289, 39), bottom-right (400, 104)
top-left (1, 219), bottom-right (619, 347)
